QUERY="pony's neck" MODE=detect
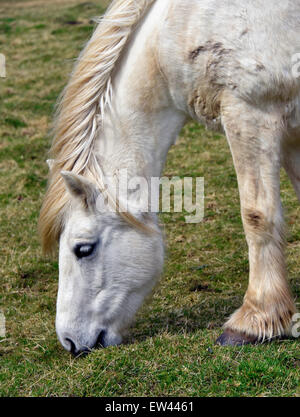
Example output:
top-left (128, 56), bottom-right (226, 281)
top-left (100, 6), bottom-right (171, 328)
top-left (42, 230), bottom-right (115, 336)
top-left (96, 0), bottom-right (186, 181)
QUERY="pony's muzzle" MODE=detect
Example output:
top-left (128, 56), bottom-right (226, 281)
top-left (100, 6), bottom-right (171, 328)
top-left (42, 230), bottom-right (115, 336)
top-left (60, 330), bottom-right (107, 356)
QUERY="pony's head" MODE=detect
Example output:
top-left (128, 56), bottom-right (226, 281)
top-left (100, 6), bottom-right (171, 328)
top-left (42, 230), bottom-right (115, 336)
top-left (55, 171), bottom-right (164, 354)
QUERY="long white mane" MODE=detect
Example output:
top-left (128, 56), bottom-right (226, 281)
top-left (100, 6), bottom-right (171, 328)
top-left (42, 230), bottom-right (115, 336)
top-left (39, 0), bottom-right (155, 254)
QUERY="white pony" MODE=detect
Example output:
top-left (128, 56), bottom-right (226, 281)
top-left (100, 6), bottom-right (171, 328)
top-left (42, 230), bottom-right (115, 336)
top-left (39, 0), bottom-right (300, 354)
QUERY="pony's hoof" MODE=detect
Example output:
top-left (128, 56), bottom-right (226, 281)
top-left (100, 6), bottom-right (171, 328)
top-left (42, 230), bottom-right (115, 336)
top-left (215, 329), bottom-right (258, 346)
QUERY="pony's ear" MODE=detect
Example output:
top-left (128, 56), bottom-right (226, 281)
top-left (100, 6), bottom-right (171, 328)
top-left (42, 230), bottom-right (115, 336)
top-left (46, 159), bottom-right (55, 170)
top-left (61, 171), bottom-right (97, 209)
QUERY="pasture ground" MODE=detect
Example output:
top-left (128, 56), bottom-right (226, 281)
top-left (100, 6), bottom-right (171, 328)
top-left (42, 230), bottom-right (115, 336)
top-left (0, 0), bottom-right (299, 397)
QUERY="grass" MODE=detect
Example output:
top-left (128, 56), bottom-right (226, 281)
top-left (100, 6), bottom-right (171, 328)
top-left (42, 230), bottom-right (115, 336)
top-left (0, 0), bottom-right (299, 397)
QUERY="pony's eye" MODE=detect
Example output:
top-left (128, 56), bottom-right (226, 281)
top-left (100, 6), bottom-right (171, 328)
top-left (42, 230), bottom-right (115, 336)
top-left (74, 243), bottom-right (96, 259)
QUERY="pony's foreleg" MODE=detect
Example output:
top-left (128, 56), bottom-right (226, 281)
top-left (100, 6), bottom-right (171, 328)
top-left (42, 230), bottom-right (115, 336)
top-left (216, 94), bottom-right (296, 346)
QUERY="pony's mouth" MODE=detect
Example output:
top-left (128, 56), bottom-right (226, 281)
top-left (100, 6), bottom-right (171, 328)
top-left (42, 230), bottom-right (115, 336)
top-left (66, 330), bottom-right (107, 357)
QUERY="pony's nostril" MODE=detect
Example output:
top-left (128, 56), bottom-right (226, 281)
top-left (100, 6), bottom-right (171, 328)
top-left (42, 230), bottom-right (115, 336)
top-left (96, 330), bottom-right (106, 348)
top-left (65, 337), bottom-right (76, 354)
